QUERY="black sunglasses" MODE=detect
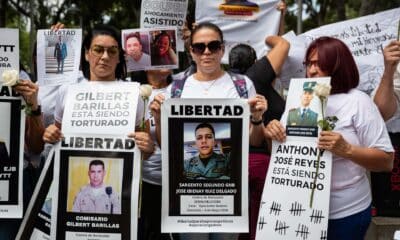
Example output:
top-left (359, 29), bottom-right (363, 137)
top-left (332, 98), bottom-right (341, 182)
top-left (191, 40), bottom-right (223, 55)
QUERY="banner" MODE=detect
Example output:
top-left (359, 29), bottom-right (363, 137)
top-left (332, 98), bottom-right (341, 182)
top-left (121, 27), bottom-right (179, 72)
top-left (61, 81), bottom-right (140, 135)
top-left (256, 78), bottom-right (332, 239)
top-left (16, 148), bottom-right (55, 240)
top-left (51, 136), bottom-right (141, 240)
top-left (279, 8), bottom-right (400, 93)
top-left (161, 98), bottom-right (249, 233)
top-left (140, 0), bottom-right (188, 52)
top-left (0, 29), bottom-right (24, 218)
top-left (195, 0), bottom-right (281, 63)
top-left (36, 29), bottom-right (82, 86)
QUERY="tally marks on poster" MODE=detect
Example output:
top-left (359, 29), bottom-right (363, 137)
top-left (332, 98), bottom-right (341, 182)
top-left (161, 98), bottom-right (249, 233)
top-left (256, 77), bottom-right (332, 240)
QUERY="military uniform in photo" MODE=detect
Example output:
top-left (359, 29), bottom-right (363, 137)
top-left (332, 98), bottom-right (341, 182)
top-left (72, 185), bottom-right (121, 214)
top-left (287, 81), bottom-right (318, 127)
top-left (184, 152), bottom-right (230, 180)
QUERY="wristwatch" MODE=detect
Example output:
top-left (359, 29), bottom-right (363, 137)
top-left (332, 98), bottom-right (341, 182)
top-left (29, 105), bottom-right (42, 116)
top-left (250, 116), bottom-right (263, 125)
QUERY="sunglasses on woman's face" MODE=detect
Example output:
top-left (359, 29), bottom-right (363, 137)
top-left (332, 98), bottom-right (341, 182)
top-left (191, 40), bottom-right (223, 55)
top-left (90, 45), bottom-right (119, 58)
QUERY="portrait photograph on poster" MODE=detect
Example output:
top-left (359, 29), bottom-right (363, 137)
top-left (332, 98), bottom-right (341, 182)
top-left (161, 99), bottom-right (249, 233)
top-left (52, 142), bottom-right (139, 240)
top-left (36, 29), bottom-right (82, 86)
top-left (122, 27), bottom-right (178, 71)
top-left (0, 98), bottom-right (24, 218)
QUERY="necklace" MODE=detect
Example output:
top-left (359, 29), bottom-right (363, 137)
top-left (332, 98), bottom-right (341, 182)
top-left (200, 79), bottom-right (218, 95)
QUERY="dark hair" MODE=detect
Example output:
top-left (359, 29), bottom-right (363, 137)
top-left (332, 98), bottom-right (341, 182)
top-left (155, 31), bottom-right (171, 46)
top-left (125, 32), bottom-right (142, 46)
top-left (81, 24), bottom-right (127, 80)
top-left (130, 70), bottom-right (173, 85)
top-left (89, 159), bottom-right (105, 169)
top-left (305, 37), bottom-right (359, 94)
top-left (229, 44), bottom-right (257, 74)
top-left (190, 22), bottom-right (224, 45)
top-left (195, 122), bottom-right (215, 137)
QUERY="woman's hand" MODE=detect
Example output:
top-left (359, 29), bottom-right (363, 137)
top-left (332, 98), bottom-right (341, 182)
top-left (128, 131), bottom-right (154, 154)
top-left (13, 79), bottom-right (39, 109)
top-left (318, 131), bottom-right (351, 157)
top-left (149, 93), bottom-right (165, 125)
top-left (264, 119), bottom-right (286, 142)
top-left (43, 124), bottom-right (63, 143)
top-left (248, 94), bottom-right (267, 122)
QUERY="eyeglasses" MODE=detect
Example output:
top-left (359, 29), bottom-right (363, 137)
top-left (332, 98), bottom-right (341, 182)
top-left (191, 40), bottom-right (223, 55)
top-left (90, 45), bottom-right (119, 58)
top-left (303, 60), bottom-right (319, 68)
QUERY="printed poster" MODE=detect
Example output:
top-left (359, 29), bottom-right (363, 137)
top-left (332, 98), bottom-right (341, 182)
top-left (61, 81), bottom-right (140, 135)
top-left (140, 0), bottom-right (188, 51)
top-left (0, 30), bottom-right (24, 218)
top-left (161, 99), bottom-right (249, 233)
top-left (122, 27), bottom-right (179, 72)
top-left (16, 148), bottom-right (55, 240)
top-left (298, 7), bottom-right (400, 94)
top-left (51, 136), bottom-right (141, 240)
top-left (256, 77), bottom-right (332, 239)
top-left (195, 0), bottom-right (281, 63)
top-left (36, 29), bottom-right (82, 86)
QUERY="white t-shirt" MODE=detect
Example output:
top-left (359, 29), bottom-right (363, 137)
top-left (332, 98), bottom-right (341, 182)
top-left (126, 53), bottom-right (151, 72)
top-left (143, 86), bottom-right (168, 185)
top-left (165, 72), bottom-right (256, 99)
top-left (54, 78), bottom-right (144, 128)
top-left (327, 89), bottom-right (393, 219)
top-left (385, 66), bottom-right (400, 133)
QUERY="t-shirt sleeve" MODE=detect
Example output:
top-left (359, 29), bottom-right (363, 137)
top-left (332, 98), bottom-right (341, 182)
top-left (353, 91), bottom-right (394, 152)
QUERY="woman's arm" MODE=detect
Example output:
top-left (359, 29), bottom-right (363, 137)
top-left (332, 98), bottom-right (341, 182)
top-left (248, 95), bottom-right (267, 146)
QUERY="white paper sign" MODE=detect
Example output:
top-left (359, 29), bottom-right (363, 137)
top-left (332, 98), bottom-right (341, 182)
top-left (37, 29), bottom-right (82, 86)
top-left (161, 98), bottom-right (249, 233)
top-left (0, 28), bottom-right (19, 79)
top-left (195, 0), bottom-right (281, 63)
top-left (62, 81), bottom-right (140, 135)
top-left (140, 0), bottom-right (188, 52)
top-left (256, 78), bottom-right (332, 239)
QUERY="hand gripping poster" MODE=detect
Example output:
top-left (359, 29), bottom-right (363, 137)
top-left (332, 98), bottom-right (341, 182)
top-left (36, 29), bottom-right (82, 86)
top-left (195, 0), bottom-right (281, 63)
top-left (122, 27), bottom-right (179, 72)
top-left (0, 28), bottom-right (24, 218)
top-left (16, 147), bottom-right (55, 240)
top-left (161, 98), bottom-right (249, 233)
top-left (140, 0), bottom-right (188, 52)
top-left (51, 136), bottom-right (141, 240)
top-left (256, 77), bottom-right (332, 240)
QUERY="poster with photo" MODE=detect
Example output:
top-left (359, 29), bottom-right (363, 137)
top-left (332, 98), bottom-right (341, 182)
top-left (36, 29), bottom-right (82, 86)
top-left (256, 77), bottom-right (333, 240)
top-left (51, 135), bottom-right (141, 240)
top-left (122, 27), bottom-right (178, 72)
top-left (140, 0), bottom-right (188, 51)
top-left (0, 28), bottom-right (19, 80)
top-left (0, 96), bottom-right (24, 218)
top-left (161, 98), bottom-right (249, 233)
top-left (17, 148), bottom-right (55, 240)
top-left (61, 81), bottom-right (140, 135)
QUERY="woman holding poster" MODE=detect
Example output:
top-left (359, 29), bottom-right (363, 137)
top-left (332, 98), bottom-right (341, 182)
top-left (43, 25), bottom-right (154, 155)
top-left (151, 22), bottom-right (267, 240)
top-left (265, 36), bottom-right (394, 240)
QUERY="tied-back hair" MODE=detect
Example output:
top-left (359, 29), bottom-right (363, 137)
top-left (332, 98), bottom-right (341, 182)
top-left (305, 36), bottom-right (359, 94)
top-left (81, 24), bottom-right (127, 80)
top-left (229, 43), bottom-right (257, 74)
top-left (190, 22), bottom-right (224, 45)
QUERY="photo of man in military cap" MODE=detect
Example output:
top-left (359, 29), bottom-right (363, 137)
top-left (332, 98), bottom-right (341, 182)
top-left (286, 81), bottom-right (318, 127)
top-left (184, 122), bottom-right (230, 180)
top-left (72, 159), bottom-right (121, 214)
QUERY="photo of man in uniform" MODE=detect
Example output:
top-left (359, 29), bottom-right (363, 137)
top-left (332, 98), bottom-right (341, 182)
top-left (125, 32), bottom-right (151, 71)
top-left (287, 81), bottom-right (318, 127)
top-left (72, 159), bottom-right (121, 214)
top-left (54, 35), bottom-right (67, 74)
top-left (184, 123), bottom-right (230, 180)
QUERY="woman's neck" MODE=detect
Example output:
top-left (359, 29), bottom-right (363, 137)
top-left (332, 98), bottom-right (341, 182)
top-left (194, 68), bottom-right (224, 82)
top-left (90, 73), bottom-right (116, 81)
top-left (146, 74), bottom-right (169, 89)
